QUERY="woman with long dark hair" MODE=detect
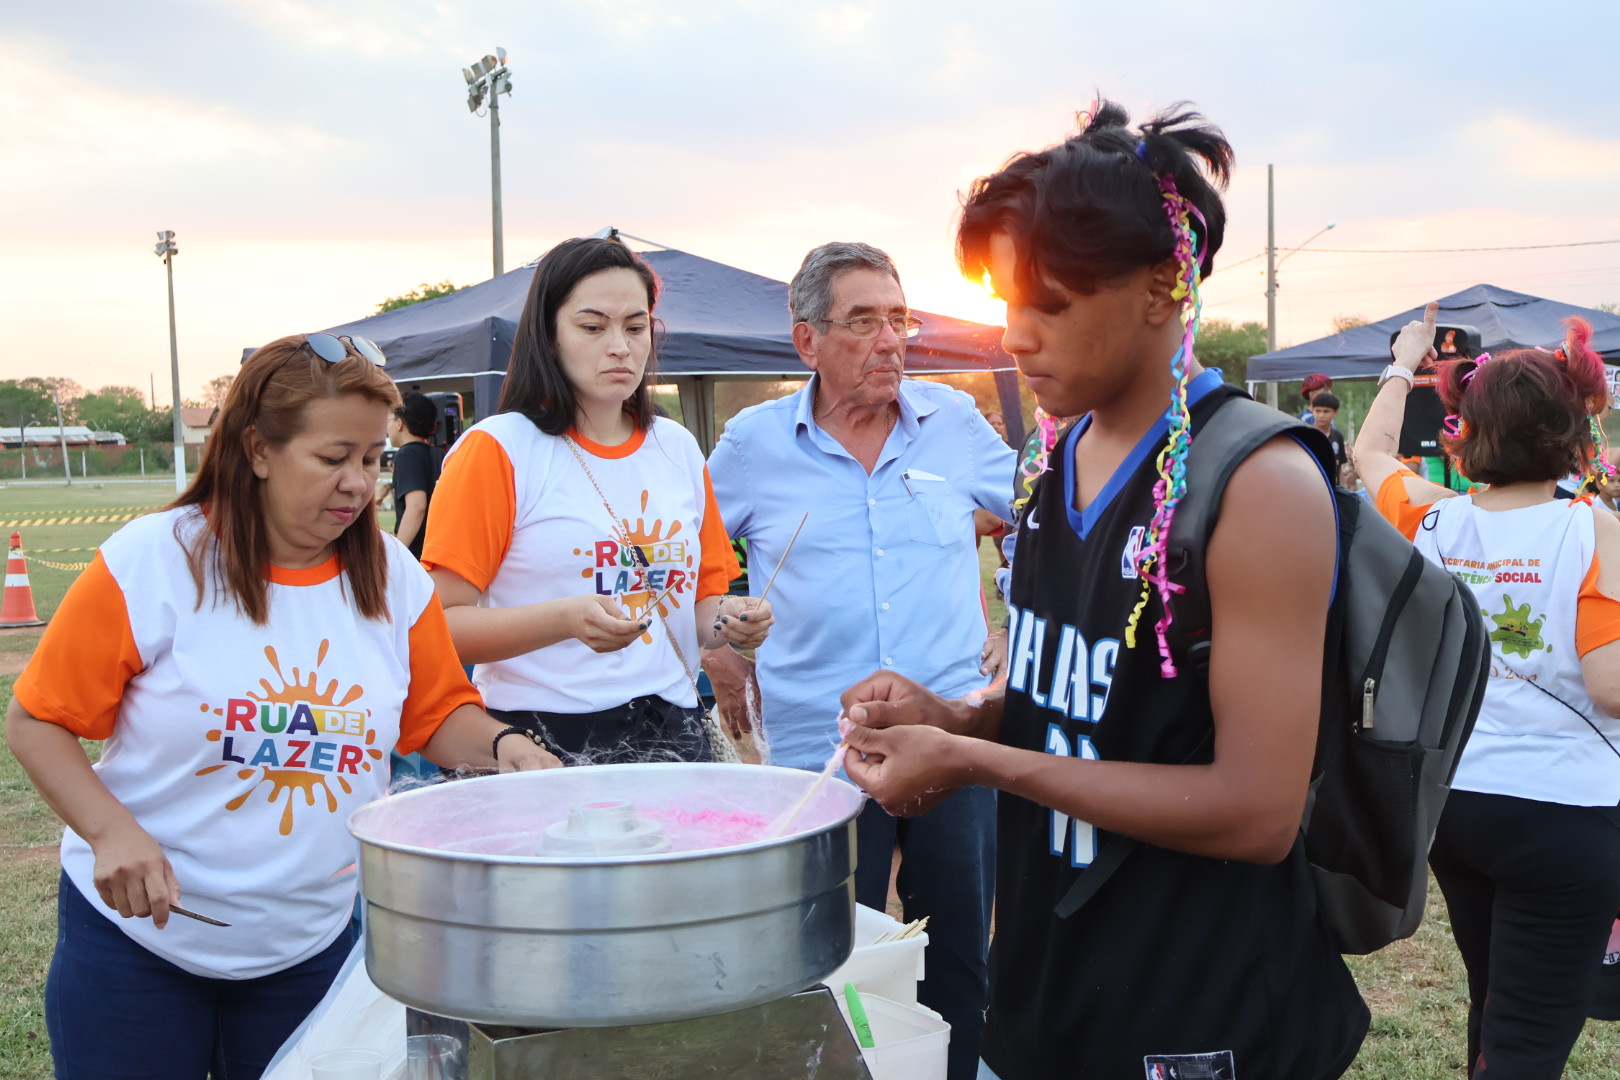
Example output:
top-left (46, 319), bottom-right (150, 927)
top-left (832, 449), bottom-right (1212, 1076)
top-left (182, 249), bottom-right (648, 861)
top-left (1357, 305), bottom-right (1620, 1078)
top-left (6, 334), bottom-right (557, 1079)
top-left (423, 237), bottom-right (773, 763)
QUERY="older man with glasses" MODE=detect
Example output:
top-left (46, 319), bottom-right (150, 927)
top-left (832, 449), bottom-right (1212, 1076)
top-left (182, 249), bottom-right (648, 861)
top-left (705, 241), bottom-right (1015, 1080)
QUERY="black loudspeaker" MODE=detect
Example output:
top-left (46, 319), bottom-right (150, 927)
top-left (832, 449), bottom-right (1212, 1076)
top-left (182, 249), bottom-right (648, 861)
top-left (425, 392), bottom-right (464, 458)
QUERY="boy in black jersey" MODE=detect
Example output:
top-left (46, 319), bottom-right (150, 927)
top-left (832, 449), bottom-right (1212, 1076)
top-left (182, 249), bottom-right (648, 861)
top-left (841, 101), bottom-right (1368, 1080)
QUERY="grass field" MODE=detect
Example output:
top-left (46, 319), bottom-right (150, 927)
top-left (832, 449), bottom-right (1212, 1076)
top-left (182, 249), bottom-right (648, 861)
top-left (3, 483), bottom-right (1620, 1077)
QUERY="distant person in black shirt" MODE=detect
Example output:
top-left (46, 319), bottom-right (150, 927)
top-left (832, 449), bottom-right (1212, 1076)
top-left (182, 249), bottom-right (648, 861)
top-left (1309, 391), bottom-right (1349, 476)
top-left (387, 394), bottom-right (439, 559)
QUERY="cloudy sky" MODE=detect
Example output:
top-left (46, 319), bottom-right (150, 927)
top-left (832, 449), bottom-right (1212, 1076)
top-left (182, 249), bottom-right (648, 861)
top-left (3, 0), bottom-right (1617, 398)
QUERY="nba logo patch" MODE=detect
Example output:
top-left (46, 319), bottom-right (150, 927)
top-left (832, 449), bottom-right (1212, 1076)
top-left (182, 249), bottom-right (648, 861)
top-left (1143, 1049), bottom-right (1237, 1079)
top-left (1121, 525), bottom-right (1147, 579)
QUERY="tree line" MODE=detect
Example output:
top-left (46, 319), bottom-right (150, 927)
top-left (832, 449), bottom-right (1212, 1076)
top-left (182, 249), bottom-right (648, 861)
top-left (0, 374), bottom-right (234, 444)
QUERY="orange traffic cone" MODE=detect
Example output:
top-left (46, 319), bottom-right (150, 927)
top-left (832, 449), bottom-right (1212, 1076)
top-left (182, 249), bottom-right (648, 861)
top-left (1, 532), bottom-right (47, 628)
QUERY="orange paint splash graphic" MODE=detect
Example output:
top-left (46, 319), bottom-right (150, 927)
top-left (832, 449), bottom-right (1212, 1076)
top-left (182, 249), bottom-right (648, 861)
top-left (613, 489), bottom-right (698, 641)
top-left (193, 639), bottom-right (373, 835)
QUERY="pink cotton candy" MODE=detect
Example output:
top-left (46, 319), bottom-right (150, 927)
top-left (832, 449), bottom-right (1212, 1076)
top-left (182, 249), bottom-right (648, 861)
top-left (641, 806), bottom-right (773, 850)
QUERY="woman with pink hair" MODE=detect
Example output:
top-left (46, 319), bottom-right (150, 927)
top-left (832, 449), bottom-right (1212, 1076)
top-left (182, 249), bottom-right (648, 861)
top-left (1357, 303), bottom-right (1620, 1079)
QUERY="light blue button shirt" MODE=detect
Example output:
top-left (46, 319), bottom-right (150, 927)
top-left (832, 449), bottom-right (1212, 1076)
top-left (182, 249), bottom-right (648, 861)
top-left (709, 377), bottom-right (1017, 771)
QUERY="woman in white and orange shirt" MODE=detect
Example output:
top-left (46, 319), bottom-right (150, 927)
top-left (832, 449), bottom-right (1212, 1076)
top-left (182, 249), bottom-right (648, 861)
top-left (1358, 306), bottom-right (1620, 1079)
top-left (5, 335), bottom-right (556, 1080)
top-left (423, 237), bottom-right (773, 763)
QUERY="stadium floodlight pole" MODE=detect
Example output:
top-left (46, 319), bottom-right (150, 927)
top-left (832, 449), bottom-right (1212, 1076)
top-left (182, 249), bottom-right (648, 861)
top-left (153, 230), bottom-right (186, 492)
top-left (462, 48), bottom-right (513, 279)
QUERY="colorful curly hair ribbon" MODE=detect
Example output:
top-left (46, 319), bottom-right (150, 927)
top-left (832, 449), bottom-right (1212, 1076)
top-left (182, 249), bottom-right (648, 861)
top-left (1588, 414), bottom-right (1616, 484)
top-left (1122, 163), bottom-right (1206, 678)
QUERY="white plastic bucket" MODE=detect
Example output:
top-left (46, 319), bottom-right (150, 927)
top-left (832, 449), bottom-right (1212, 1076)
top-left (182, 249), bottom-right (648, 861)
top-left (836, 993), bottom-right (951, 1080)
top-left (824, 904), bottom-right (928, 1005)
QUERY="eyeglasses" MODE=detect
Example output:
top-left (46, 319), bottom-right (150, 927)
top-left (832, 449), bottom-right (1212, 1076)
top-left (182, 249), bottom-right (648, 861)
top-left (302, 332), bottom-right (387, 366)
top-left (818, 314), bottom-right (923, 339)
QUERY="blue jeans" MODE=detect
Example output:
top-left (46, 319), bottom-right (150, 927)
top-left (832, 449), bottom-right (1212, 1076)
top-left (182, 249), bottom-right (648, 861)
top-left (46, 873), bottom-right (358, 1079)
top-left (855, 786), bottom-right (995, 1080)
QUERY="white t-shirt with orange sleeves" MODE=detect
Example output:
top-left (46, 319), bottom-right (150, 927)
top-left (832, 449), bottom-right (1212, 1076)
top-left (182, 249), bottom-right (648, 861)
top-left (422, 413), bottom-right (739, 714)
top-left (1377, 475), bottom-right (1620, 805)
top-left (12, 506), bottom-right (480, 980)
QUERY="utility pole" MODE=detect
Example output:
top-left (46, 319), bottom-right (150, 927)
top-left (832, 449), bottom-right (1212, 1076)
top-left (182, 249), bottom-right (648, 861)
top-left (154, 230), bottom-right (186, 492)
top-left (52, 385), bottom-right (71, 486)
top-left (1265, 164), bottom-right (1278, 408)
top-left (463, 49), bottom-right (512, 279)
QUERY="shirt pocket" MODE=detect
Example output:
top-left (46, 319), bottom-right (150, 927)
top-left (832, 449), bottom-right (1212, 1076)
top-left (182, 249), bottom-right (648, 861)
top-left (905, 488), bottom-right (960, 547)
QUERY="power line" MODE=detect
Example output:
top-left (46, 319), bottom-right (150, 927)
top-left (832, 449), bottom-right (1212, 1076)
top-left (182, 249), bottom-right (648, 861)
top-left (1204, 290), bottom-right (1267, 308)
top-left (1219, 238), bottom-right (1619, 277)
top-left (1293, 239), bottom-right (1620, 255)
top-left (1220, 251), bottom-right (1266, 270)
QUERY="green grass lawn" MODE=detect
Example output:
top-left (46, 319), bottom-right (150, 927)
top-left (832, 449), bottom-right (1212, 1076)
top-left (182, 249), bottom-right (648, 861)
top-left (5, 488), bottom-right (1620, 1076)
top-left (0, 673), bottom-right (77, 1080)
top-left (1, 481), bottom-right (174, 654)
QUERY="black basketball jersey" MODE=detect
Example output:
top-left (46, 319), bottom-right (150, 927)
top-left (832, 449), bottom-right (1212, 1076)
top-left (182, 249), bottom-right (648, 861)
top-left (980, 373), bottom-right (1368, 1080)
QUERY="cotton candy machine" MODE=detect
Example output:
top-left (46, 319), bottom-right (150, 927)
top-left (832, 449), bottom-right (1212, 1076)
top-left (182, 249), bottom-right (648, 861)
top-left (349, 762), bottom-right (870, 1071)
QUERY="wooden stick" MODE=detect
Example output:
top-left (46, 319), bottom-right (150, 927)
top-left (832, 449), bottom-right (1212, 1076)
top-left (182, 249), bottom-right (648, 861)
top-left (642, 577), bottom-right (681, 617)
top-left (768, 736), bottom-right (846, 838)
top-left (757, 511), bottom-right (809, 605)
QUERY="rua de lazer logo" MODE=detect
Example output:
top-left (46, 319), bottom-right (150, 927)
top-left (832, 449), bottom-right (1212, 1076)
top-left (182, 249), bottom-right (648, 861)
top-left (195, 640), bottom-right (384, 836)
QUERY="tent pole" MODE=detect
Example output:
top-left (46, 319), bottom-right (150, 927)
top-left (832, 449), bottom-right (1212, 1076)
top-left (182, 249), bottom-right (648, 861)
top-left (673, 377), bottom-right (717, 454)
top-left (992, 368), bottom-right (1025, 449)
top-left (472, 373), bottom-right (504, 421)
top-left (701, 376), bottom-right (717, 453)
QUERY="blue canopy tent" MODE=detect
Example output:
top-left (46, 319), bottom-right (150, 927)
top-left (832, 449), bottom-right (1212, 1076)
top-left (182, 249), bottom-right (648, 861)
top-left (1246, 284), bottom-right (1620, 383)
top-left (298, 239), bottom-right (1022, 451)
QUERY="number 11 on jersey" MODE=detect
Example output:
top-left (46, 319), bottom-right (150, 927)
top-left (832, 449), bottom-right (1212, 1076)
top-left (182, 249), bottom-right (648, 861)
top-left (1044, 724), bottom-right (1098, 867)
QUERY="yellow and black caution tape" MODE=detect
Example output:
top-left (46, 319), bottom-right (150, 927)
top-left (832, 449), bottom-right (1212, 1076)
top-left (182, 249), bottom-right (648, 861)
top-left (29, 546), bottom-right (99, 554)
top-left (0, 512), bottom-right (142, 528)
top-left (29, 557), bottom-right (92, 571)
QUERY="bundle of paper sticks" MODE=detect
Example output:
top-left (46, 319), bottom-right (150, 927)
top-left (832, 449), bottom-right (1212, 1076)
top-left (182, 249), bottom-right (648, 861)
top-left (869, 916), bottom-right (929, 945)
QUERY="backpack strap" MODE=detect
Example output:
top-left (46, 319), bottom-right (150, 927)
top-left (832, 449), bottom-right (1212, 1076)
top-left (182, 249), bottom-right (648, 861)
top-left (1054, 833), bottom-right (1137, 918)
top-left (1053, 395), bottom-right (1333, 920)
top-left (1168, 396), bottom-right (1336, 678)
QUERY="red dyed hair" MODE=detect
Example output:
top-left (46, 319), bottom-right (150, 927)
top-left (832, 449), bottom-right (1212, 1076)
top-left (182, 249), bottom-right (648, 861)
top-left (1437, 318), bottom-right (1606, 485)
top-left (166, 336), bottom-right (402, 624)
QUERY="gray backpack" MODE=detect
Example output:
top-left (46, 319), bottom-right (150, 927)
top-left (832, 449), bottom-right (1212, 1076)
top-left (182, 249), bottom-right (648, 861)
top-left (1053, 395), bottom-right (1489, 954)
top-left (1169, 395), bottom-right (1489, 953)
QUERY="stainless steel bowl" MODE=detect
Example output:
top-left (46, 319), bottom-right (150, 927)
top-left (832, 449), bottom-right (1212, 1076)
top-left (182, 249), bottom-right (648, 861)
top-left (348, 762), bottom-right (864, 1028)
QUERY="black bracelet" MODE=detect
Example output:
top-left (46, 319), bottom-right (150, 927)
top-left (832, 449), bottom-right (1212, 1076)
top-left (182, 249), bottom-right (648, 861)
top-left (492, 726), bottom-right (534, 763)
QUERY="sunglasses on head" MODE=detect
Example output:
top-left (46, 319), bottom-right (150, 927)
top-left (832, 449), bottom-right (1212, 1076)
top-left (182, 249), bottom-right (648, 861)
top-left (303, 333), bottom-right (386, 367)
